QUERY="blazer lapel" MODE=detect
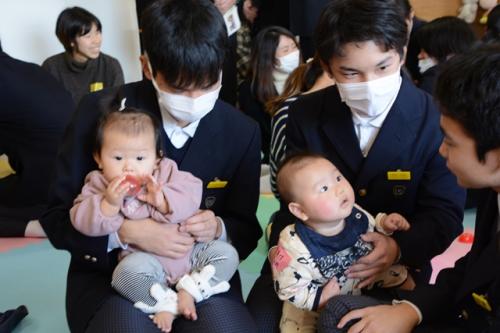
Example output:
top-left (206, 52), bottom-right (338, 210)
top-left (321, 88), bottom-right (364, 174)
top-left (355, 79), bottom-right (420, 187)
top-left (179, 103), bottom-right (220, 173)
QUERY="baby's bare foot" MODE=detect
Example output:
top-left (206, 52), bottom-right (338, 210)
top-left (152, 311), bottom-right (175, 332)
top-left (177, 289), bottom-right (197, 320)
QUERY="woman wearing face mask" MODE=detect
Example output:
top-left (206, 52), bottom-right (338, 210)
top-left (238, 26), bottom-right (301, 164)
top-left (42, 7), bottom-right (124, 105)
top-left (416, 16), bottom-right (477, 95)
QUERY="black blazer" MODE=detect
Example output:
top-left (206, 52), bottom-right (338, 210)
top-left (282, 75), bottom-right (465, 273)
top-left (0, 50), bottom-right (74, 236)
top-left (40, 79), bottom-right (262, 332)
top-left (404, 189), bottom-right (500, 332)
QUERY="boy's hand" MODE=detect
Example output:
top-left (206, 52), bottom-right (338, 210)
top-left (346, 233), bottom-right (399, 288)
top-left (119, 219), bottom-right (194, 258)
top-left (381, 213), bottom-right (410, 233)
top-left (137, 175), bottom-right (170, 214)
top-left (180, 210), bottom-right (220, 242)
top-left (338, 303), bottom-right (419, 333)
top-left (319, 278), bottom-right (341, 309)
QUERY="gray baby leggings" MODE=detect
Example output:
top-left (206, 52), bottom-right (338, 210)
top-left (111, 240), bottom-right (239, 307)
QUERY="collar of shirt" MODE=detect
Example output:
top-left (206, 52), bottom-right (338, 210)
top-left (351, 105), bottom-right (391, 129)
top-left (351, 77), bottom-right (401, 128)
top-left (159, 108), bottom-right (200, 148)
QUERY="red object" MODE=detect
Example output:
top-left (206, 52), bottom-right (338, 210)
top-left (458, 232), bottom-right (474, 244)
top-left (121, 175), bottom-right (142, 196)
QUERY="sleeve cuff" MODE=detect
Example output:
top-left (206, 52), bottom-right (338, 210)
top-left (374, 213), bottom-right (392, 235)
top-left (107, 232), bottom-right (128, 252)
top-left (312, 286), bottom-right (324, 311)
top-left (216, 216), bottom-right (229, 243)
top-left (392, 299), bottom-right (423, 324)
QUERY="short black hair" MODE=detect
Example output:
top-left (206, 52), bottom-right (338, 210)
top-left (484, 5), bottom-right (500, 43)
top-left (393, 0), bottom-right (412, 18)
top-left (315, 0), bottom-right (408, 65)
top-left (141, 0), bottom-right (228, 90)
top-left (435, 44), bottom-right (500, 161)
top-left (56, 7), bottom-right (102, 53)
top-left (417, 16), bottom-right (477, 63)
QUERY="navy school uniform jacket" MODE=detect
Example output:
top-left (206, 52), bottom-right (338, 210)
top-left (281, 75), bottom-right (465, 273)
top-left (40, 79), bottom-right (262, 333)
top-left (402, 189), bottom-right (500, 332)
top-left (0, 50), bottom-right (74, 236)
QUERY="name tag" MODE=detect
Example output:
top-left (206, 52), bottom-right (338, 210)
top-left (207, 180), bottom-right (228, 189)
top-left (90, 82), bottom-right (104, 92)
top-left (472, 293), bottom-right (492, 312)
top-left (387, 170), bottom-right (411, 181)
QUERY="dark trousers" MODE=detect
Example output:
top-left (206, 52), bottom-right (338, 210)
top-left (86, 291), bottom-right (257, 333)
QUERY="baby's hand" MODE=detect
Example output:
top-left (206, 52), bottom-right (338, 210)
top-left (104, 175), bottom-right (130, 207)
top-left (382, 213), bottom-right (410, 233)
top-left (319, 277), bottom-right (341, 309)
top-left (137, 175), bottom-right (170, 214)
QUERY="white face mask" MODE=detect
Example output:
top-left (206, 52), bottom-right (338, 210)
top-left (418, 57), bottom-right (438, 74)
top-left (336, 69), bottom-right (402, 118)
top-left (277, 50), bottom-right (300, 74)
top-left (148, 63), bottom-right (221, 124)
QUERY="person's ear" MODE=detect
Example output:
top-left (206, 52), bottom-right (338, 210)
top-left (140, 54), bottom-right (153, 81)
top-left (484, 148), bottom-right (500, 191)
top-left (93, 152), bottom-right (102, 169)
top-left (319, 59), bottom-right (335, 80)
top-left (288, 202), bottom-right (309, 221)
top-left (485, 148), bottom-right (500, 178)
top-left (406, 10), bottom-right (415, 34)
top-left (401, 46), bottom-right (408, 65)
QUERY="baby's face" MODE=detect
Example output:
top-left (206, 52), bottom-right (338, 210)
top-left (95, 128), bottom-right (158, 182)
top-left (291, 158), bottom-right (355, 224)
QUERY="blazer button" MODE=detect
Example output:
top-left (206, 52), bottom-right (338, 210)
top-left (460, 309), bottom-right (469, 320)
top-left (84, 255), bottom-right (91, 260)
top-left (358, 189), bottom-right (367, 197)
top-left (91, 257), bottom-right (98, 262)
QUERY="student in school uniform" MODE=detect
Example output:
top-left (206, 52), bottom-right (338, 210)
top-left (331, 44), bottom-right (500, 333)
top-left (246, 1), bottom-right (465, 331)
top-left (40, 1), bottom-right (262, 332)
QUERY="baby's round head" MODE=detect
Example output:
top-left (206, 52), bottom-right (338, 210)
top-left (93, 101), bottom-right (163, 182)
top-left (277, 153), bottom-right (355, 231)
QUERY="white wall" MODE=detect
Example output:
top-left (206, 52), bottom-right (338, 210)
top-left (0, 0), bottom-right (142, 83)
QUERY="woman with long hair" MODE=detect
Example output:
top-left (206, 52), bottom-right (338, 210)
top-left (238, 26), bottom-right (301, 163)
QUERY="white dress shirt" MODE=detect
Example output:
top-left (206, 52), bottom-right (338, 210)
top-left (351, 83), bottom-right (400, 157)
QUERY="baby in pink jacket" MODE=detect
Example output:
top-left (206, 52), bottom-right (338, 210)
top-left (70, 102), bottom-right (239, 333)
